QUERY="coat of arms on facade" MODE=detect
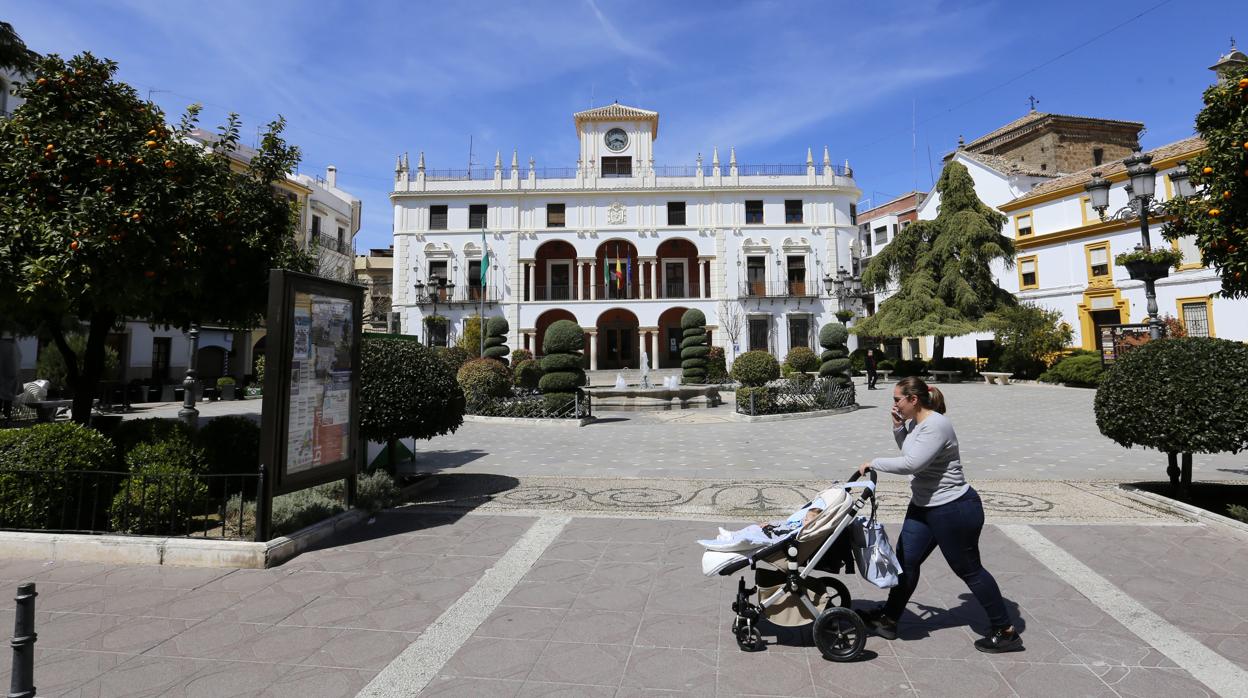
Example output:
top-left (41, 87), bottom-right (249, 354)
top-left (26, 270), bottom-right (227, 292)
top-left (607, 201), bottom-right (626, 225)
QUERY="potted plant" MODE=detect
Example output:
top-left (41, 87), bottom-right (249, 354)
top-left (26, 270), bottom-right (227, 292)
top-left (834, 309), bottom-right (855, 324)
top-left (216, 376), bottom-right (237, 401)
top-left (1115, 246), bottom-right (1182, 283)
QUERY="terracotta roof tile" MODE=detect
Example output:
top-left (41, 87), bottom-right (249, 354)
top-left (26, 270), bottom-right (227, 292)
top-left (962, 111), bottom-right (1143, 152)
top-left (960, 151), bottom-right (1054, 178)
top-left (574, 102), bottom-right (659, 138)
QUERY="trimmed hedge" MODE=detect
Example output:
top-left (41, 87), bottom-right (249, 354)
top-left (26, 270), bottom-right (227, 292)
top-left (458, 358), bottom-right (513, 406)
top-left (361, 337), bottom-right (464, 466)
top-left (928, 356), bottom-right (977, 379)
top-left (484, 316), bottom-right (510, 364)
top-left (0, 422), bottom-right (117, 530)
top-left (736, 386), bottom-right (775, 413)
top-left (514, 359), bottom-right (543, 390)
top-left (435, 346), bottom-right (472, 374)
top-left (540, 320), bottom-right (585, 399)
top-left (196, 416), bottom-right (260, 478)
top-left (784, 347), bottom-right (819, 374)
top-left (680, 309), bottom-right (708, 384)
top-left (111, 418), bottom-right (193, 458)
top-left (731, 350), bottom-right (780, 387)
top-left (818, 323), bottom-right (852, 387)
top-left (510, 348), bottom-right (534, 365)
top-left (1039, 353), bottom-right (1105, 387)
top-left (109, 440), bottom-right (209, 534)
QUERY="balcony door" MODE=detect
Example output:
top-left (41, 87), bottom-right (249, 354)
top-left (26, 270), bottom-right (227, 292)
top-left (746, 256), bottom-right (767, 297)
top-left (548, 261), bottom-right (572, 301)
top-left (662, 260), bottom-right (687, 298)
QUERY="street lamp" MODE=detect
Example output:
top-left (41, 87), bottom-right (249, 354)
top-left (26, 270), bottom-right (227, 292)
top-left (413, 271), bottom-right (454, 346)
top-left (824, 266), bottom-right (864, 314)
top-left (177, 324), bottom-right (200, 428)
top-left (1169, 161), bottom-right (1196, 198)
top-left (1083, 150), bottom-right (1167, 339)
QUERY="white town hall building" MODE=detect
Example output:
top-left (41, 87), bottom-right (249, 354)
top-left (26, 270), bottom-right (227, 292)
top-left (391, 104), bottom-right (863, 370)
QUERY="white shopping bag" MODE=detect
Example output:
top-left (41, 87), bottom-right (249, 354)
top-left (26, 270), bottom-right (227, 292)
top-left (850, 515), bottom-right (901, 588)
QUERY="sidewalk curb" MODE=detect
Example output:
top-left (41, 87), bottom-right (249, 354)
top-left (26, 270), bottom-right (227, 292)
top-left (1117, 483), bottom-right (1248, 540)
top-left (464, 415), bottom-right (596, 427)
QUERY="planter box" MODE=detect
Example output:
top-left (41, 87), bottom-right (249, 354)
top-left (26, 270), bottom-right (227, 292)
top-left (218, 385), bottom-right (236, 401)
top-left (1123, 260), bottom-right (1171, 283)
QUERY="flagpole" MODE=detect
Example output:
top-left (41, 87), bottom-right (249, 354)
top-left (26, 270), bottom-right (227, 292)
top-left (480, 229), bottom-right (486, 358)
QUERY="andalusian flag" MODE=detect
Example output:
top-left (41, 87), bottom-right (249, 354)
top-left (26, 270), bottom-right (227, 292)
top-left (480, 231), bottom-right (489, 287)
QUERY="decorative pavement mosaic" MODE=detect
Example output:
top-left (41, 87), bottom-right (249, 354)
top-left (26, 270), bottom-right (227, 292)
top-left (406, 475), bottom-right (1179, 523)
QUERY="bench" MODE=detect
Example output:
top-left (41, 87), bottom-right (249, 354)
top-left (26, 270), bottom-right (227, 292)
top-left (928, 370), bottom-right (962, 383)
top-left (981, 372), bottom-right (1012, 385)
top-left (26, 399), bottom-right (73, 422)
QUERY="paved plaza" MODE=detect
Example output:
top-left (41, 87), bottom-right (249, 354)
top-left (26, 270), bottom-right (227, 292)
top-left (4, 382), bottom-right (1246, 696)
top-left (2, 509), bottom-right (1246, 696)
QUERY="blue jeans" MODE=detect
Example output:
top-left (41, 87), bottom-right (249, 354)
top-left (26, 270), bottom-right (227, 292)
top-left (883, 488), bottom-right (1012, 629)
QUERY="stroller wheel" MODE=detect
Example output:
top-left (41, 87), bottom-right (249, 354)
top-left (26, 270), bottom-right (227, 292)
top-left (813, 607), bottom-right (867, 662)
top-left (736, 624), bottom-right (764, 652)
top-left (823, 577), bottom-right (852, 609)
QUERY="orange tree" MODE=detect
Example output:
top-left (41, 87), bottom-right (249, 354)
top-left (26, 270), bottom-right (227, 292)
top-left (1163, 64), bottom-right (1248, 296)
top-left (0, 53), bottom-right (311, 422)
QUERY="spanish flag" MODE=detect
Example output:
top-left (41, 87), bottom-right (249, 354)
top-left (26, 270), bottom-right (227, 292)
top-left (615, 254), bottom-right (623, 289)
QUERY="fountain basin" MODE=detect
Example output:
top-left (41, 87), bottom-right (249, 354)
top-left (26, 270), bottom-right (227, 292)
top-left (585, 385), bottom-right (723, 410)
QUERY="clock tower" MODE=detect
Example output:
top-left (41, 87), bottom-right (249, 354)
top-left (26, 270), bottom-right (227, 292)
top-left (573, 102), bottom-right (658, 177)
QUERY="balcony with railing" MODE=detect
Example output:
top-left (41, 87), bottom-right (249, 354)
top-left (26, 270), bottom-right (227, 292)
top-left (403, 161), bottom-right (854, 191)
top-left (315, 233), bottom-right (351, 255)
top-left (740, 278), bottom-right (821, 302)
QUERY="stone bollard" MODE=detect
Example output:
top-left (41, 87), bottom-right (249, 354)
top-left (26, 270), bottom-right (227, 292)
top-left (9, 582), bottom-right (37, 698)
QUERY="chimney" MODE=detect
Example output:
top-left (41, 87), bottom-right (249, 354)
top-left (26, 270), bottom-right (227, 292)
top-left (326, 165), bottom-right (337, 188)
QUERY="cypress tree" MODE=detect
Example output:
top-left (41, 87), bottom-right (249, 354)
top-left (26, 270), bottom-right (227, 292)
top-left (854, 161), bottom-right (1016, 360)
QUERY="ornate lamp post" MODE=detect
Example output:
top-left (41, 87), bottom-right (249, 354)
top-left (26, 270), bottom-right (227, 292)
top-left (1083, 150), bottom-right (1171, 340)
top-left (177, 324), bottom-right (200, 428)
top-left (413, 272), bottom-right (454, 346)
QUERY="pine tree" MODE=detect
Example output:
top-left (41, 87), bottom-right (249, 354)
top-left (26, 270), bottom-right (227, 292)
top-left (1162, 64), bottom-right (1248, 297)
top-left (854, 161), bottom-right (1016, 359)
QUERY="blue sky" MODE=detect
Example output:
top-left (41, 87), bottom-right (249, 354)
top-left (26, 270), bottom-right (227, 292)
top-left (6, 0), bottom-right (1237, 250)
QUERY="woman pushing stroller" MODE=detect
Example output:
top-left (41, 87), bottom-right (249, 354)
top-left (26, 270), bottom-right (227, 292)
top-left (856, 377), bottom-right (1024, 654)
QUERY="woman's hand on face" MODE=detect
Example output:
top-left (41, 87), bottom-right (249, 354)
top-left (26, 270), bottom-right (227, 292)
top-left (858, 461), bottom-right (872, 477)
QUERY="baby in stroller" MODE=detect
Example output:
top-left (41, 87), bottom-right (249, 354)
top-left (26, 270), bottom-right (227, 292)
top-left (699, 471), bottom-right (879, 661)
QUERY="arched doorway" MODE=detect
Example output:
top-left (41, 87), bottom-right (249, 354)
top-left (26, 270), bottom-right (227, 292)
top-left (655, 238), bottom-right (700, 299)
top-left (534, 309), bottom-right (585, 363)
top-left (596, 308), bottom-right (640, 370)
top-left (656, 306), bottom-right (689, 369)
top-left (594, 240), bottom-right (639, 300)
top-left (534, 240), bottom-right (578, 301)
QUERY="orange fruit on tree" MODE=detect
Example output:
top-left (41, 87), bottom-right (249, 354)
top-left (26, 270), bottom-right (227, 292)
top-left (1203, 166), bottom-right (1214, 174)
top-left (134, 158), bottom-right (143, 165)
top-left (35, 77), bottom-right (46, 86)
top-left (164, 160), bottom-right (175, 168)
top-left (1237, 78), bottom-right (1247, 88)
top-left (70, 241), bottom-right (79, 251)
top-left (145, 140), bottom-right (158, 149)
top-left (1210, 208), bottom-right (1222, 217)
top-left (1225, 191), bottom-right (1233, 199)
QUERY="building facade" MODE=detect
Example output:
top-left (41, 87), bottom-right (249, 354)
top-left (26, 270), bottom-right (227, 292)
top-left (355, 246), bottom-right (394, 333)
top-left (391, 104), bottom-right (863, 369)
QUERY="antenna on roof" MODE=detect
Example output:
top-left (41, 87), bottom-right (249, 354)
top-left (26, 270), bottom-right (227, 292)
top-left (1028, 95), bottom-right (1040, 112)
top-left (590, 81), bottom-right (595, 108)
top-left (467, 135), bottom-right (476, 179)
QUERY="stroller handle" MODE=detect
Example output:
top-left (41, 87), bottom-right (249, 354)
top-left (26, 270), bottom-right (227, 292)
top-left (846, 469), bottom-right (878, 485)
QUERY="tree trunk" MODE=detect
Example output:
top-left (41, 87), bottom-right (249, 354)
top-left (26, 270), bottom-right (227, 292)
top-left (64, 313), bottom-right (114, 424)
top-left (1166, 451), bottom-right (1180, 493)
top-left (931, 336), bottom-right (945, 361)
top-left (386, 438), bottom-right (396, 476)
top-left (1179, 452), bottom-right (1193, 499)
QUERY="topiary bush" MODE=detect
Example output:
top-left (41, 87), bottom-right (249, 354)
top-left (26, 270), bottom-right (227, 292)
top-left (818, 323), bottom-right (851, 387)
top-left (456, 315), bottom-right (484, 358)
top-left (0, 422), bottom-right (118, 530)
top-left (514, 358), bottom-right (543, 391)
top-left (1095, 337), bottom-right (1248, 496)
top-left (680, 309), bottom-right (708, 384)
top-left (784, 346), bottom-right (819, 375)
top-left (484, 316), bottom-right (510, 364)
top-left (361, 336), bottom-right (464, 475)
top-left (539, 320), bottom-right (585, 405)
top-left (109, 439), bottom-right (209, 534)
top-left (731, 350), bottom-right (780, 387)
top-left (510, 348), bottom-right (534, 365)
top-left (1039, 353), bottom-right (1105, 388)
top-left (457, 358), bottom-right (513, 407)
top-left (705, 346), bottom-right (728, 383)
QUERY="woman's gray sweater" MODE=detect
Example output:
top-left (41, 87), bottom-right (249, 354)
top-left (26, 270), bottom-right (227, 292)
top-left (870, 411), bottom-right (969, 507)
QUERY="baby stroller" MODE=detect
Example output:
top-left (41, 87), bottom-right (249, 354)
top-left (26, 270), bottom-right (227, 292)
top-left (702, 470), bottom-right (878, 661)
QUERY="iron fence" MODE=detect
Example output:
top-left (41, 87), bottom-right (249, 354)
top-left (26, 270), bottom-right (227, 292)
top-left (0, 468), bottom-right (261, 538)
top-left (735, 379), bottom-right (856, 416)
top-left (466, 391), bottom-right (592, 419)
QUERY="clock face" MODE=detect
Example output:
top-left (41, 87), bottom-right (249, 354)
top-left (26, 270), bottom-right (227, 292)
top-left (605, 128), bottom-right (629, 152)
